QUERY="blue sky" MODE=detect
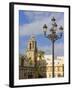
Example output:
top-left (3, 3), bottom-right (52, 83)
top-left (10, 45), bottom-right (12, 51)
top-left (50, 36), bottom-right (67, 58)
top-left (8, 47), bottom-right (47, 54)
top-left (19, 10), bottom-right (64, 56)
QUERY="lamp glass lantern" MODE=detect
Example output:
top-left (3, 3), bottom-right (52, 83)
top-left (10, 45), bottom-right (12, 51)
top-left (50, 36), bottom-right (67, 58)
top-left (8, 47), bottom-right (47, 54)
top-left (59, 26), bottom-right (64, 35)
top-left (43, 24), bottom-right (48, 36)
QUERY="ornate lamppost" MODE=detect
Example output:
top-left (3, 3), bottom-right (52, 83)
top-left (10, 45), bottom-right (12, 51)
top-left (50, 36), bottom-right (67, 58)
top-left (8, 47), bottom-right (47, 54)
top-left (43, 17), bottom-right (63, 78)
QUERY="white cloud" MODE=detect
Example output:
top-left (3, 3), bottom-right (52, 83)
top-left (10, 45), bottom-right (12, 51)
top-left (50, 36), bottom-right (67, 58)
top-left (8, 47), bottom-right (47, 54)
top-left (23, 11), bottom-right (64, 24)
top-left (19, 20), bottom-right (44, 36)
top-left (19, 13), bottom-right (64, 36)
top-left (24, 11), bottom-right (51, 22)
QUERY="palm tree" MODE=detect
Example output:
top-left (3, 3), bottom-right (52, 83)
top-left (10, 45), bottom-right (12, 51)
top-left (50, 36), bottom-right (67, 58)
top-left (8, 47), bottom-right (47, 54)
top-left (34, 50), bottom-right (45, 78)
top-left (38, 50), bottom-right (45, 60)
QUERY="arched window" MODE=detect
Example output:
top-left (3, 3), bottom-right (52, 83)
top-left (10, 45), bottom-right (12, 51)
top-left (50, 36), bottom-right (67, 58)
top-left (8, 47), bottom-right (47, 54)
top-left (21, 56), bottom-right (24, 66)
top-left (58, 74), bottom-right (61, 77)
top-left (32, 41), bottom-right (33, 48)
top-left (29, 43), bottom-right (31, 50)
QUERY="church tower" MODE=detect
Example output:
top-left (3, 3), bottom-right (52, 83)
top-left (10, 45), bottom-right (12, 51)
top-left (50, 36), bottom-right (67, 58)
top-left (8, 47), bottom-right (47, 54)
top-left (26, 35), bottom-right (37, 64)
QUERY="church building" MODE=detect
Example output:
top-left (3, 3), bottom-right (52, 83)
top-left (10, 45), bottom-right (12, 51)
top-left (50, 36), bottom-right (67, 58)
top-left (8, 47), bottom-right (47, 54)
top-left (19, 35), bottom-right (64, 79)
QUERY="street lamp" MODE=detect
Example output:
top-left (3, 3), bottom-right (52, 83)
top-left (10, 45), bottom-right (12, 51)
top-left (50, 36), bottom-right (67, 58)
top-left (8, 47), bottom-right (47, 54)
top-left (43, 17), bottom-right (63, 78)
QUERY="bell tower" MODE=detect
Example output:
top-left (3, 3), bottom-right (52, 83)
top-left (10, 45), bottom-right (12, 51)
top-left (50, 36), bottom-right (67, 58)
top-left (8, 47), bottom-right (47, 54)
top-left (26, 35), bottom-right (37, 64)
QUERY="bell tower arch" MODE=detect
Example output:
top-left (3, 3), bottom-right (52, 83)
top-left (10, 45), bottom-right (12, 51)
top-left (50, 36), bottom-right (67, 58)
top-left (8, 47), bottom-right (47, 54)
top-left (26, 35), bottom-right (37, 64)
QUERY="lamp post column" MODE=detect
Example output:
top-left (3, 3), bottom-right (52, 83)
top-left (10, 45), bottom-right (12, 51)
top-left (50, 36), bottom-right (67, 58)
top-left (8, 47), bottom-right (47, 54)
top-left (52, 40), bottom-right (55, 78)
top-left (43, 17), bottom-right (63, 78)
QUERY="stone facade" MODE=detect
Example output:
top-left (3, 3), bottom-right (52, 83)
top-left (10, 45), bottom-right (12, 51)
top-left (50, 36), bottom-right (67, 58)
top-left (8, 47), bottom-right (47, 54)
top-left (44, 55), bottom-right (64, 78)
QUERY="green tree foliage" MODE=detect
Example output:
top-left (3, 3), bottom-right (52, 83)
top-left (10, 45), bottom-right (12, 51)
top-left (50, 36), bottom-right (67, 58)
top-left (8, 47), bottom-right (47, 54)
top-left (37, 50), bottom-right (45, 60)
